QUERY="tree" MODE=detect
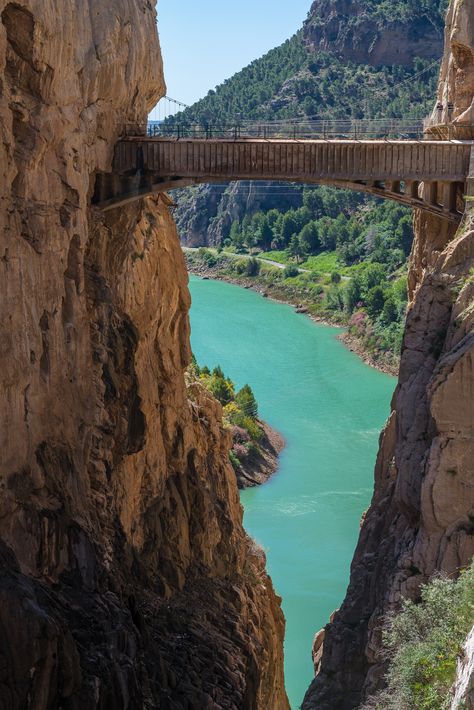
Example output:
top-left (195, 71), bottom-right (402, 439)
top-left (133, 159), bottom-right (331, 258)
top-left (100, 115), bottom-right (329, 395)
top-left (381, 296), bottom-right (399, 324)
top-left (281, 212), bottom-right (299, 244)
top-left (235, 384), bottom-right (258, 419)
top-left (366, 285), bottom-right (386, 320)
top-left (325, 285), bottom-right (344, 311)
top-left (299, 221), bottom-right (320, 254)
top-left (258, 217), bottom-right (273, 250)
top-left (246, 257), bottom-right (260, 276)
top-left (362, 263), bottom-right (387, 292)
top-left (230, 220), bottom-right (245, 251)
top-left (284, 264), bottom-right (299, 278)
top-left (319, 218), bottom-right (338, 251)
top-left (287, 234), bottom-right (306, 263)
top-left (208, 371), bottom-right (234, 405)
top-left (395, 215), bottom-right (414, 257)
top-left (303, 189), bottom-right (323, 218)
top-left (344, 276), bottom-right (363, 313)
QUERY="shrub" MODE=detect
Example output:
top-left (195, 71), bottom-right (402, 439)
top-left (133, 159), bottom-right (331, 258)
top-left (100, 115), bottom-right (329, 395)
top-left (235, 259), bottom-right (248, 275)
top-left (229, 449), bottom-right (241, 471)
top-left (284, 264), bottom-right (300, 278)
top-left (197, 248), bottom-right (217, 267)
top-left (246, 257), bottom-right (261, 277)
top-left (200, 369), bottom-right (234, 405)
top-left (362, 562), bottom-right (474, 710)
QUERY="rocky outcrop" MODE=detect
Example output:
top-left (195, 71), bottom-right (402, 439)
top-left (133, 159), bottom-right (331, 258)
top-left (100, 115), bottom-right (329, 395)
top-left (232, 422), bottom-right (285, 489)
top-left (303, 0), bottom-right (445, 67)
top-left (451, 625), bottom-right (474, 709)
top-left (429, 0), bottom-right (474, 131)
top-left (0, 2), bottom-right (288, 708)
top-left (303, 1), bottom-right (474, 708)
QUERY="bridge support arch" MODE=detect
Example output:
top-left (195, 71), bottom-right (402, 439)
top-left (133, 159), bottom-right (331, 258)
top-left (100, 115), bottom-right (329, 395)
top-left (93, 138), bottom-right (473, 224)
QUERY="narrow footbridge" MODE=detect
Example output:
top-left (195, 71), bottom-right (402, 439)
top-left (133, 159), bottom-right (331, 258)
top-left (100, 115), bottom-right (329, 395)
top-left (94, 123), bottom-right (474, 222)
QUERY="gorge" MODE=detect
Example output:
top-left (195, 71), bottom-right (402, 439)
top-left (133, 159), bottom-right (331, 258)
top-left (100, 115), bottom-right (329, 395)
top-left (0, 0), bottom-right (473, 709)
top-left (188, 274), bottom-right (395, 707)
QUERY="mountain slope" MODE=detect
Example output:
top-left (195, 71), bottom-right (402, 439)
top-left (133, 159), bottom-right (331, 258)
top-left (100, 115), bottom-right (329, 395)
top-left (169, 0), bottom-right (446, 251)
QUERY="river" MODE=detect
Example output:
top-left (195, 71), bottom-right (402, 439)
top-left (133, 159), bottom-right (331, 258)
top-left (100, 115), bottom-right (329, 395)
top-left (188, 275), bottom-right (395, 708)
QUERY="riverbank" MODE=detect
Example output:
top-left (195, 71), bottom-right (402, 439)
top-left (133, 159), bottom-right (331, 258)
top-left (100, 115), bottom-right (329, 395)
top-left (185, 251), bottom-right (400, 377)
top-left (234, 421), bottom-right (285, 488)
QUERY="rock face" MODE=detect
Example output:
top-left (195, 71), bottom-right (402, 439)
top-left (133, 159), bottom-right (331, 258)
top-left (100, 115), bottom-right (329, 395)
top-left (303, 1), bottom-right (474, 708)
top-left (430, 0), bottom-right (474, 129)
top-left (451, 625), bottom-right (474, 709)
top-left (232, 422), bottom-right (285, 489)
top-left (303, 0), bottom-right (445, 67)
top-left (0, 2), bottom-right (288, 708)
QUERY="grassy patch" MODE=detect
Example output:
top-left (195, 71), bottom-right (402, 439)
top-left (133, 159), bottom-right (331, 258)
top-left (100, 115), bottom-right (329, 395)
top-left (258, 250), bottom-right (290, 265)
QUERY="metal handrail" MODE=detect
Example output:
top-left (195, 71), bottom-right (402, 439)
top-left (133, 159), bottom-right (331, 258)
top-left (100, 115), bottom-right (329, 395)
top-left (123, 118), bottom-right (428, 140)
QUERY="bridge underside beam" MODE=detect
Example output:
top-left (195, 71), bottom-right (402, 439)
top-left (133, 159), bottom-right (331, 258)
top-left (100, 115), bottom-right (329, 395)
top-left (94, 173), bottom-right (465, 223)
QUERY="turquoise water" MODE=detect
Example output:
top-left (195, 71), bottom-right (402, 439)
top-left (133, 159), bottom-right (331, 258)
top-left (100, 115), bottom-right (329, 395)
top-left (188, 275), bottom-right (395, 709)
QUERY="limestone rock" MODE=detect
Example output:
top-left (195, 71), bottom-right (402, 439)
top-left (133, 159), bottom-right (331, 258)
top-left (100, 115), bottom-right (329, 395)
top-left (451, 625), bottom-right (474, 709)
top-left (429, 0), bottom-right (474, 131)
top-left (303, 0), bottom-right (445, 67)
top-left (303, 1), bottom-right (474, 706)
top-left (0, 1), bottom-right (288, 708)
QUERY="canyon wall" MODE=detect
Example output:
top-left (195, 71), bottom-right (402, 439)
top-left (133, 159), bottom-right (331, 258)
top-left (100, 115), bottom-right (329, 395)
top-left (303, 0), bottom-right (444, 67)
top-left (0, 2), bottom-right (288, 708)
top-left (303, 1), bottom-right (474, 707)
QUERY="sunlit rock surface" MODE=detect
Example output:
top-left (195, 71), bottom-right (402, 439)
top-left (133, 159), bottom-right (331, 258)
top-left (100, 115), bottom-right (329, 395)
top-left (304, 0), bottom-right (474, 707)
top-left (0, 1), bottom-right (288, 707)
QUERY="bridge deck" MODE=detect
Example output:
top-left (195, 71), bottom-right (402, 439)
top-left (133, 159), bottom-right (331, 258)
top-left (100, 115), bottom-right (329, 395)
top-left (114, 138), bottom-right (471, 183)
top-left (94, 138), bottom-right (474, 221)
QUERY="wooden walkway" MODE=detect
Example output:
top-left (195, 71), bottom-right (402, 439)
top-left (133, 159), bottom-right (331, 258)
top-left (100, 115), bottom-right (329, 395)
top-left (94, 138), bottom-right (474, 221)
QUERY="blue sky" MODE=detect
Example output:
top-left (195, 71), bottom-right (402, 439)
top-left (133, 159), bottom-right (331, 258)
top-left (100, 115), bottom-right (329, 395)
top-left (155, 0), bottom-right (311, 113)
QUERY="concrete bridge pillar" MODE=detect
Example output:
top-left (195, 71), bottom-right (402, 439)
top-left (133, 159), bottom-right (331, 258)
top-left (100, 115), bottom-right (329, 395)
top-left (441, 182), bottom-right (458, 214)
top-left (424, 181), bottom-right (438, 206)
top-left (406, 181), bottom-right (420, 200)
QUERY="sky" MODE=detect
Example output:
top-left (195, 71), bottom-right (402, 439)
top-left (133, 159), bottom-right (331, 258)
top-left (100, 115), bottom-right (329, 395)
top-left (154, 0), bottom-right (312, 116)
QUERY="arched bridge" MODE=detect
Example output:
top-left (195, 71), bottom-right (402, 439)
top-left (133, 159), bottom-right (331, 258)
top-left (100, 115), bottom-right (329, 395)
top-left (94, 134), bottom-right (474, 222)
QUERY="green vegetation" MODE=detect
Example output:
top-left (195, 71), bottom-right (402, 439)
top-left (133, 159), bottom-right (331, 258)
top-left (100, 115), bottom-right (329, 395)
top-left (186, 193), bottom-right (412, 370)
top-left (354, 0), bottom-right (448, 23)
top-left (189, 358), bottom-right (264, 468)
top-left (363, 562), bottom-right (474, 710)
top-left (171, 0), bottom-right (447, 369)
top-left (165, 34), bottom-right (441, 126)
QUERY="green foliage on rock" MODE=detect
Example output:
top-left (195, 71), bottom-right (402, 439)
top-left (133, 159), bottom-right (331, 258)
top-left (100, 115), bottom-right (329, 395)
top-left (362, 561), bottom-right (474, 710)
top-left (235, 384), bottom-right (259, 419)
top-left (189, 358), bottom-right (263, 458)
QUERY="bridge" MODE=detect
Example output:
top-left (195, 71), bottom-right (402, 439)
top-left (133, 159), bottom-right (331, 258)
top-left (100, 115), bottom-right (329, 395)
top-left (94, 122), bottom-right (474, 222)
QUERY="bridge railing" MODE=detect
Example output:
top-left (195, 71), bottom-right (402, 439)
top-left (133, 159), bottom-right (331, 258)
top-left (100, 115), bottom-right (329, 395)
top-left (123, 118), bottom-right (426, 140)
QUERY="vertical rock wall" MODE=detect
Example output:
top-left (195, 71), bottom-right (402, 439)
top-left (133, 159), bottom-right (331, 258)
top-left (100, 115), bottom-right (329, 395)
top-left (0, 2), bottom-right (288, 708)
top-left (304, 1), bottom-right (474, 708)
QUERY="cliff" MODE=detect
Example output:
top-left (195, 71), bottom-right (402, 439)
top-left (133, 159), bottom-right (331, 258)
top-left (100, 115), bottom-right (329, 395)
top-left (0, 2), bottom-right (288, 708)
top-left (303, 0), bottom-right (445, 67)
top-left (303, 1), bottom-right (474, 707)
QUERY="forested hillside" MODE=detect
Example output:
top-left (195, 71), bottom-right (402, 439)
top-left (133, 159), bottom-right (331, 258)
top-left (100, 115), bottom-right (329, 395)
top-left (168, 0), bottom-right (448, 366)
